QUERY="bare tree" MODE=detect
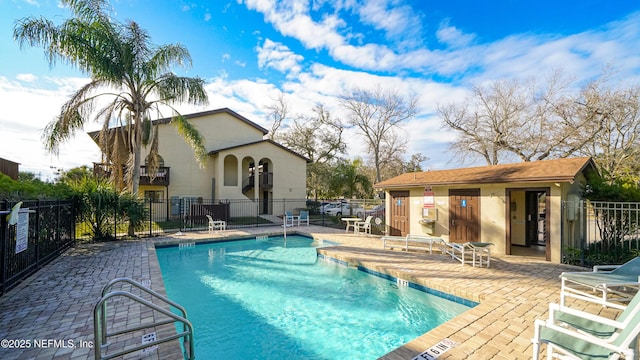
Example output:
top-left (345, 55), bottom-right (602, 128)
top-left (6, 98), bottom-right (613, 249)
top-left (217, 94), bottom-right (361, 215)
top-left (265, 93), bottom-right (288, 140)
top-left (372, 130), bottom-right (428, 178)
top-left (340, 85), bottom-right (417, 183)
top-left (577, 82), bottom-right (640, 183)
top-left (439, 72), bottom-right (602, 165)
top-left (273, 103), bottom-right (347, 199)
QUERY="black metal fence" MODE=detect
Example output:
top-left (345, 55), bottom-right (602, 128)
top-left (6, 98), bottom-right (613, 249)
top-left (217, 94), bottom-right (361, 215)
top-left (74, 198), bottom-right (386, 239)
top-left (0, 200), bottom-right (75, 295)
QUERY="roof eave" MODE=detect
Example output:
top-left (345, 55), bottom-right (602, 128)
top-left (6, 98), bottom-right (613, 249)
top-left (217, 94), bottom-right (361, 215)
top-left (375, 176), bottom-right (579, 189)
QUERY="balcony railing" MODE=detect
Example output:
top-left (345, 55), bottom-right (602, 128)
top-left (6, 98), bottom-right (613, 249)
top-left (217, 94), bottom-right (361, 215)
top-left (140, 166), bottom-right (170, 186)
top-left (93, 163), bottom-right (170, 186)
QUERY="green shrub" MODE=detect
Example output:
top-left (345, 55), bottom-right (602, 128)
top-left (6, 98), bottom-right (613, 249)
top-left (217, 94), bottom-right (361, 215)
top-left (69, 177), bottom-right (146, 240)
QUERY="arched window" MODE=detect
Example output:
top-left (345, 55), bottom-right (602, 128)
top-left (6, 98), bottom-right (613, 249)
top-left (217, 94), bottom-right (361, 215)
top-left (224, 155), bottom-right (238, 186)
top-left (145, 154), bottom-right (165, 167)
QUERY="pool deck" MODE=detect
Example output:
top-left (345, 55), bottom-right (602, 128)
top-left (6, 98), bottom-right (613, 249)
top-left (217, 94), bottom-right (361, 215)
top-left (0, 225), bottom-right (621, 360)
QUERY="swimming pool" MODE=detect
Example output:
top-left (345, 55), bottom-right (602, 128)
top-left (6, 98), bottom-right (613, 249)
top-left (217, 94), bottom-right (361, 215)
top-left (156, 235), bottom-right (473, 359)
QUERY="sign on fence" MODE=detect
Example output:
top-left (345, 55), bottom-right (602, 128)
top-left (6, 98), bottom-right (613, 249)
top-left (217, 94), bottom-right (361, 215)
top-left (5, 201), bottom-right (29, 254)
top-left (15, 210), bottom-right (29, 254)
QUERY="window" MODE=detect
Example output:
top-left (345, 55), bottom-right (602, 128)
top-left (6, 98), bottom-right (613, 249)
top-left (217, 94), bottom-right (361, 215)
top-left (144, 190), bottom-right (164, 203)
top-left (145, 154), bottom-right (165, 167)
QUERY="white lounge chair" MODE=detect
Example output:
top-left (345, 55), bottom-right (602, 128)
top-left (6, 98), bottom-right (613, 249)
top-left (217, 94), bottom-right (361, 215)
top-left (445, 242), bottom-right (494, 267)
top-left (405, 234), bottom-right (447, 254)
top-left (381, 234), bottom-right (446, 254)
top-left (560, 257), bottom-right (640, 310)
top-left (206, 215), bottom-right (226, 232)
top-left (355, 216), bottom-right (372, 234)
top-left (532, 287), bottom-right (640, 359)
top-left (381, 235), bottom-right (408, 250)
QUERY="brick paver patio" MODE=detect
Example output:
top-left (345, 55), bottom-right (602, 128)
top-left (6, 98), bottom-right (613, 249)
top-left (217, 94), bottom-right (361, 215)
top-left (0, 226), bottom-right (620, 359)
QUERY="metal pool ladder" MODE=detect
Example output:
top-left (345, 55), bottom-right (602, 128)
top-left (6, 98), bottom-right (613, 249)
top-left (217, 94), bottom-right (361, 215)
top-left (93, 278), bottom-right (194, 360)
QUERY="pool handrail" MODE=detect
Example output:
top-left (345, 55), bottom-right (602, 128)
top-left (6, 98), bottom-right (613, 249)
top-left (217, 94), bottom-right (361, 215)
top-left (95, 277), bottom-right (194, 360)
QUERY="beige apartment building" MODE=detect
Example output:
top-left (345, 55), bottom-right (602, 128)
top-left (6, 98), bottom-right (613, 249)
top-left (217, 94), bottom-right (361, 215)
top-left (90, 108), bottom-right (309, 218)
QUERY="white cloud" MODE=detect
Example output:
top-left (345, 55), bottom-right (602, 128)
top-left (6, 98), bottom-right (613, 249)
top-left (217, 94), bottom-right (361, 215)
top-left (436, 20), bottom-right (476, 48)
top-left (256, 39), bottom-right (304, 76)
top-left (245, 0), bottom-right (345, 49)
top-left (355, 0), bottom-right (423, 42)
top-left (16, 73), bottom-right (38, 82)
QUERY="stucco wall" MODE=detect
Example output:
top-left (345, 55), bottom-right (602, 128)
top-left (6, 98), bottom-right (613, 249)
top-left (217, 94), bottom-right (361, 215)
top-left (215, 142), bottom-right (307, 201)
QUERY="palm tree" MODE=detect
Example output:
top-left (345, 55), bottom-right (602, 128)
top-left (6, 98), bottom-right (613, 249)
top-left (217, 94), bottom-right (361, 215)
top-left (14, 0), bottom-right (209, 195)
top-left (329, 159), bottom-right (372, 199)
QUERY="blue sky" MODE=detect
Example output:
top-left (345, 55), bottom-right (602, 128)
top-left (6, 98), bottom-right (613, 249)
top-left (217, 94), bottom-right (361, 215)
top-left (1, 0), bottom-right (640, 181)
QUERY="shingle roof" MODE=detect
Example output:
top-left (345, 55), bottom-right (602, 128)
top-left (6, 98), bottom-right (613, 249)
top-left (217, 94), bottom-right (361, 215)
top-left (375, 157), bottom-right (597, 188)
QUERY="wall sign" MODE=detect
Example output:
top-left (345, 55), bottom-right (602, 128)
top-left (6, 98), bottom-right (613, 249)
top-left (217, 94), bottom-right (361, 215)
top-left (423, 186), bottom-right (435, 208)
top-left (461, 199), bottom-right (467, 207)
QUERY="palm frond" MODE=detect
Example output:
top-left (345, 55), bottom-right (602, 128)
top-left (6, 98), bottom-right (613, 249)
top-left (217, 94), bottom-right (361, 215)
top-left (62, 0), bottom-right (113, 23)
top-left (154, 74), bottom-right (208, 105)
top-left (42, 80), bottom-right (103, 153)
top-left (172, 114), bottom-right (208, 167)
top-left (149, 43), bottom-right (192, 73)
top-left (13, 17), bottom-right (63, 67)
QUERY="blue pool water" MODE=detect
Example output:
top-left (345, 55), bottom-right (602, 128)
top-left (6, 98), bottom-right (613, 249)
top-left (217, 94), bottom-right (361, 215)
top-left (155, 236), bottom-right (472, 359)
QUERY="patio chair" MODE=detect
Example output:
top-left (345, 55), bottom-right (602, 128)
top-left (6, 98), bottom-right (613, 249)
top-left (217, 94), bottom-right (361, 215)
top-left (532, 288), bottom-right (640, 359)
top-left (560, 257), bottom-right (640, 310)
top-left (206, 215), bottom-right (226, 232)
top-left (355, 216), bottom-right (373, 234)
top-left (284, 210), bottom-right (298, 227)
top-left (445, 242), bottom-right (494, 267)
top-left (298, 210), bottom-right (309, 226)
